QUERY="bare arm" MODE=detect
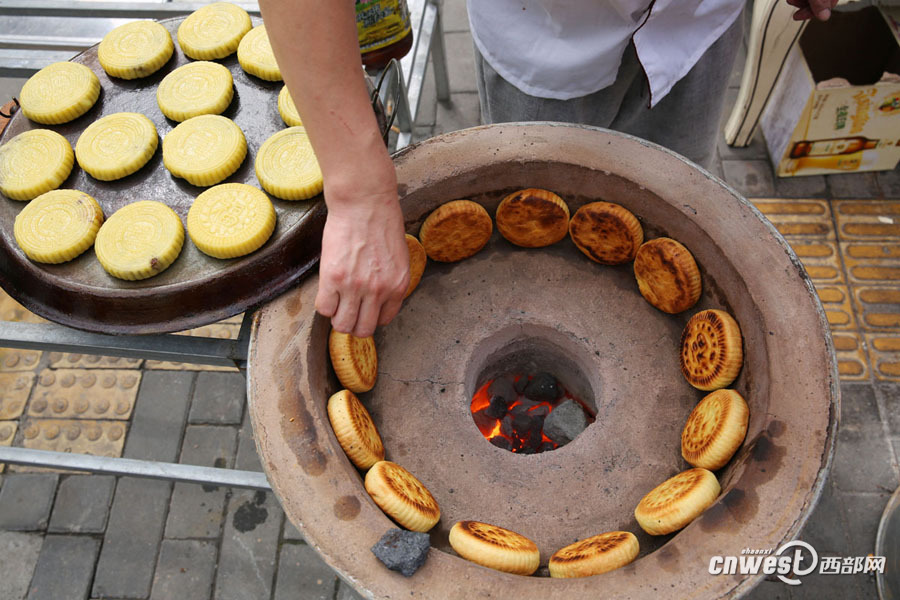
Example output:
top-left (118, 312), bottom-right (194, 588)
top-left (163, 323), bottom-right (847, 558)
top-left (259, 0), bottom-right (409, 337)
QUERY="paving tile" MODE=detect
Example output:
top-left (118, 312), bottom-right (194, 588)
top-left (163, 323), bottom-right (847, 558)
top-left (867, 334), bottom-right (900, 381)
top-left (47, 352), bottom-right (142, 370)
top-left (433, 92), bottom-right (481, 135)
top-left (789, 569), bottom-right (871, 600)
top-left (283, 519), bottom-right (304, 541)
top-left (441, 0), bottom-right (469, 33)
top-left (145, 323), bottom-right (241, 372)
top-left (833, 200), bottom-right (900, 241)
top-left (837, 491), bottom-right (890, 560)
top-left (0, 421), bottom-right (16, 473)
top-left (742, 579), bottom-right (792, 600)
top-left (751, 199), bottom-right (833, 239)
top-left (0, 290), bottom-right (46, 324)
top-left (721, 160), bottom-right (776, 197)
top-left (124, 371), bottom-right (194, 463)
top-left (876, 167), bottom-right (900, 197)
top-left (17, 419), bottom-right (126, 468)
top-left (827, 173), bottom-right (881, 198)
top-left (717, 128), bottom-right (769, 162)
top-left (189, 372), bottom-right (245, 425)
top-left (165, 425), bottom-right (237, 539)
top-left (234, 410), bottom-right (263, 473)
top-left (26, 535), bottom-right (99, 600)
top-left (799, 478), bottom-right (851, 556)
top-left (92, 478), bottom-right (171, 599)
top-left (832, 384), bottom-right (899, 493)
top-left (335, 580), bottom-right (365, 600)
top-left (773, 174), bottom-right (827, 199)
top-left (831, 331), bottom-right (869, 382)
top-left (48, 475), bottom-right (115, 533)
top-left (213, 490), bottom-right (282, 600)
top-left (849, 281), bottom-right (900, 332)
top-left (0, 348), bottom-right (42, 372)
top-left (0, 473), bottom-right (58, 531)
top-left (0, 531), bottom-right (43, 600)
top-left (0, 372), bottom-right (34, 420)
top-left (443, 32), bottom-right (476, 94)
top-left (273, 543), bottom-right (337, 600)
top-left (792, 241), bottom-right (845, 285)
top-left (29, 369), bottom-right (139, 420)
top-left (150, 539), bottom-right (217, 600)
top-left (877, 382), bottom-right (900, 436)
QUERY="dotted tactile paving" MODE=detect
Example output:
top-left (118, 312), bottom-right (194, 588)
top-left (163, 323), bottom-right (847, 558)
top-left (0, 373), bottom-right (35, 420)
top-left (145, 323), bottom-right (241, 372)
top-left (752, 199), bottom-right (835, 239)
top-left (833, 201), bottom-right (900, 241)
top-left (27, 369), bottom-right (139, 420)
top-left (866, 334), bottom-right (900, 381)
top-left (0, 421), bottom-right (16, 473)
top-left (0, 348), bottom-right (42, 372)
top-left (0, 289), bottom-right (46, 324)
top-left (47, 352), bottom-right (143, 370)
top-left (831, 331), bottom-right (870, 381)
top-left (15, 419), bottom-right (126, 468)
top-left (793, 241), bottom-right (846, 284)
top-left (814, 284), bottom-right (858, 332)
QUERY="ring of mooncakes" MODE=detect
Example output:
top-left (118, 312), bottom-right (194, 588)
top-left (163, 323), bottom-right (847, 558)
top-left (449, 521), bottom-right (540, 575)
top-left (681, 389), bottom-right (749, 470)
top-left (549, 531), bottom-right (639, 578)
top-left (419, 200), bottom-right (492, 262)
top-left (633, 237), bottom-right (702, 314)
top-left (680, 309), bottom-right (743, 391)
top-left (0, 129), bottom-right (74, 201)
top-left (327, 389), bottom-right (385, 469)
top-left (569, 201), bottom-right (643, 265)
top-left (365, 461), bottom-right (441, 532)
top-left (75, 112), bottom-right (158, 181)
top-left (495, 188), bottom-right (570, 248)
top-left (157, 61), bottom-right (234, 122)
top-left (163, 115), bottom-right (247, 187)
top-left (19, 62), bottom-right (100, 125)
top-left (634, 468), bottom-right (720, 535)
top-left (177, 2), bottom-right (252, 60)
top-left (237, 24), bottom-right (282, 81)
top-left (14, 190), bottom-right (104, 264)
top-left (98, 20), bottom-right (174, 80)
top-left (94, 200), bottom-right (184, 280)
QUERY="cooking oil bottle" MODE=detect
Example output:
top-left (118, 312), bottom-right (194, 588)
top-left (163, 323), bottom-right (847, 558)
top-left (356, 0), bottom-right (413, 70)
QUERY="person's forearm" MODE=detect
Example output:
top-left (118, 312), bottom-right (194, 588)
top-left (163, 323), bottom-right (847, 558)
top-left (259, 0), bottom-right (396, 202)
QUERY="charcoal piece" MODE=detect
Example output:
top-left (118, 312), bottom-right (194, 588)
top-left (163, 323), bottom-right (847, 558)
top-left (524, 372), bottom-right (561, 402)
top-left (473, 408), bottom-right (498, 435)
top-left (490, 436), bottom-right (513, 451)
top-left (371, 528), bottom-right (431, 577)
top-left (512, 411), bottom-right (540, 436)
top-left (500, 414), bottom-right (514, 438)
top-left (543, 399), bottom-right (588, 445)
top-left (530, 405), bottom-right (550, 419)
top-left (519, 447), bottom-right (536, 455)
top-left (539, 441), bottom-right (556, 452)
top-left (488, 377), bottom-right (517, 404)
top-left (514, 376), bottom-right (529, 394)
top-left (510, 399), bottom-right (540, 416)
top-left (485, 394), bottom-right (511, 419)
top-left (521, 427), bottom-right (543, 452)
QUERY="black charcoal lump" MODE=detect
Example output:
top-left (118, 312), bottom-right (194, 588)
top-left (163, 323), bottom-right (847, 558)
top-left (371, 528), bottom-right (431, 577)
top-left (543, 399), bottom-right (588, 445)
top-left (488, 377), bottom-right (517, 403)
top-left (524, 372), bottom-right (561, 402)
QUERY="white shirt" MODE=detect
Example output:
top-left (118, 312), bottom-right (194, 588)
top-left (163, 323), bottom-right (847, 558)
top-left (468, 0), bottom-right (744, 106)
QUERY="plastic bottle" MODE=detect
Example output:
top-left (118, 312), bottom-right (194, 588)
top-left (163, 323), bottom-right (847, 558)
top-left (356, 0), bottom-right (413, 70)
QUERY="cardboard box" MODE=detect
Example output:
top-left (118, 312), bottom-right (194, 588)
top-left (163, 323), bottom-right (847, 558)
top-left (761, 6), bottom-right (900, 177)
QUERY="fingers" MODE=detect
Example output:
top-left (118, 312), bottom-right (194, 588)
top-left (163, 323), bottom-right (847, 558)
top-left (352, 295), bottom-right (382, 338)
top-left (376, 290), bottom-right (404, 328)
top-left (315, 284), bottom-right (340, 319)
top-left (791, 0), bottom-right (838, 21)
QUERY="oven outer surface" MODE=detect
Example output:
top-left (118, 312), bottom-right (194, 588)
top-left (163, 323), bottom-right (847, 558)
top-left (247, 123), bottom-right (838, 600)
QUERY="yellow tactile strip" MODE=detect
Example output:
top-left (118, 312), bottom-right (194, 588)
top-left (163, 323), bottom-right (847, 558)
top-left (0, 373), bottom-right (35, 420)
top-left (0, 421), bottom-right (16, 473)
top-left (28, 369), bottom-right (140, 420)
top-left (13, 418), bottom-right (126, 471)
top-left (754, 199), bottom-right (836, 240)
top-left (48, 353), bottom-right (143, 370)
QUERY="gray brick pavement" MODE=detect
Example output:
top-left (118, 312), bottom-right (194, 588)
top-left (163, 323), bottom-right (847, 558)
top-left (165, 425), bottom-right (237, 539)
top-left (274, 543), bottom-right (338, 600)
top-left (0, 474), bottom-right (58, 532)
top-left (0, 531), bottom-right (42, 600)
top-left (189, 372), bottom-right (245, 426)
top-left (234, 410), bottom-right (263, 473)
top-left (828, 172), bottom-right (882, 198)
top-left (125, 371), bottom-right (195, 463)
top-left (150, 539), bottom-right (217, 600)
top-left (721, 159), bottom-right (777, 197)
top-left (48, 475), bottom-right (115, 534)
top-left (832, 384), bottom-right (899, 493)
top-left (25, 535), bottom-right (99, 600)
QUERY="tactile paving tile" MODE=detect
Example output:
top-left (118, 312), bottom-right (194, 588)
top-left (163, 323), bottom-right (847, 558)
top-left (27, 369), bottom-right (139, 420)
top-left (751, 199), bottom-right (835, 239)
top-left (791, 240), bottom-right (846, 285)
top-left (15, 418), bottom-right (126, 465)
top-left (145, 322), bottom-right (241, 372)
top-left (0, 289), bottom-right (46, 324)
top-left (0, 421), bottom-right (16, 473)
top-left (849, 284), bottom-right (900, 331)
top-left (0, 348), bottom-right (42, 372)
top-left (866, 334), bottom-right (900, 381)
top-left (831, 331), bottom-right (870, 381)
top-left (0, 372), bottom-right (35, 420)
top-left (833, 201), bottom-right (900, 241)
top-left (813, 284), bottom-right (858, 332)
top-left (47, 352), bottom-right (143, 370)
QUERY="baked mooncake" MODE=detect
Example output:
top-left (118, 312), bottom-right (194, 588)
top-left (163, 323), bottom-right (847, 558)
top-left (177, 2), bottom-right (252, 60)
top-left (255, 127), bottom-right (322, 200)
top-left (495, 188), bottom-right (570, 248)
top-left (0, 129), bottom-right (74, 201)
top-left (14, 190), bottom-right (103, 263)
top-left (634, 468), bottom-right (720, 536)
top-left (365, 461), bottom-right (441, 532)
top-left (449, 521), bottom-right (540, 575)
top-left (419, 200), bottom-right (492, 262)
top-left (163, 114), bottom-right (247, 187)
top-left (98, 20), bottom-right (174, 80)
top-left (187, 183), bottom-right (276, 259)
top-left (157, 61), bottom-right (234, 122)
top-left (19, 62), bottom-right (100, 125)
top-left (94, 200), bottom-right (184, 280)
top-left (569, 201), bottom-right (643, 265)
top-left (75, 112), bottom-right (158, 181)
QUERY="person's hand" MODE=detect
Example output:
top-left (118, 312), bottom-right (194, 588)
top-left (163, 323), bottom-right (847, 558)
top-left (787, 0), bottom-right (839, 21)
top-left (315, 184), bottom-right (410, 338)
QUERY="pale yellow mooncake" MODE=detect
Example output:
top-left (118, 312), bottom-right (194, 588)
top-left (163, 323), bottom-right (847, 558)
top-left (237, 24), bottom-right (281, 81)
top-left (163, 115), bottom-right (247, 187)
top-left (19, 62), bottom-right (100, 125)
top-left (255, 127), bottom-right (322, 200)
top-left (187, 183), bottom-right (276, 259)
top-left (157, 61), bottom-right (234, 122)
top-left (177, 2), bottom-right (252, 60)
top-left (98, 20), bottom-right (174, 80)
top-left (277, 85), bottom-right (302, 127)
top-left (14, 190), bottom-right (104, 264)
top-left (0, 129), bottom-right (74, 201)
top-left (75, 112), bottom-right (158, 181)
top-left (94, 201), bottom-right (184, 280)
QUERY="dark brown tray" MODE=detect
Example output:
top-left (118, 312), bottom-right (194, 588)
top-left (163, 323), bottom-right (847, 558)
top-left (0, 16), bottom-right (378, 334)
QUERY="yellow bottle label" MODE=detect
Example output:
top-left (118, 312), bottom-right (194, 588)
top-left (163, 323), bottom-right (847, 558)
top-left (356, 0), bottom-right (411, 54)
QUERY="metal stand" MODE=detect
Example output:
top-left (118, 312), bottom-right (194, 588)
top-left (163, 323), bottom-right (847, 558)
top-left (877, 485), bottom-right (899, 600)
